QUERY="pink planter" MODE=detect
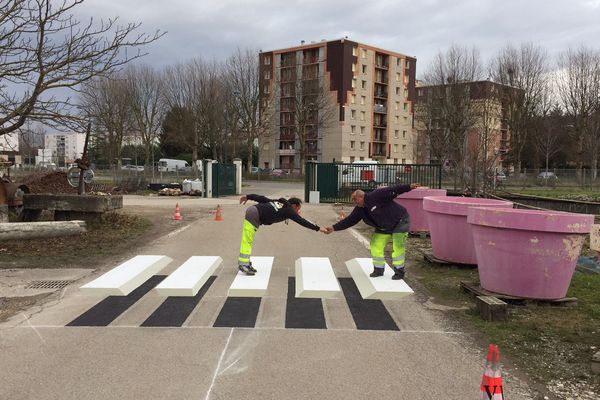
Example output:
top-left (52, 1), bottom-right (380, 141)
top-left (395, 188), bottom-right (447, 232)
top-left (423, 196), bottom-right (514, 264)
top-left (468, 207), bottom-right (593, 299)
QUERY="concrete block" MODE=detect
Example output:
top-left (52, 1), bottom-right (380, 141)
top-left (155, 256), bottom-right (222, 296)
top-left (228, 256), bottom-right (274, 297)
top-left (23, 193), bottom-right (123, 212)
top-left (0, 220), bottom-right (86, 240)
top-left (295, 257), bottom-right (340, 298)
top-left (592, 350), bottom-right (600, 375)
top-left (345, 258), bottom-right (414, 300)
top-left (80, 255), bottom-right (172, 296)
top-left (476, 296), bottom-right (508, 322)
top-left (590, 225), bottom-right (600, 252)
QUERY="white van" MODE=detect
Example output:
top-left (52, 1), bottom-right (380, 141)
top-left (158, 158), bottom-right (191, 172)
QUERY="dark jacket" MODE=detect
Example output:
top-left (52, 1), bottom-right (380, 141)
top-left (247, 194), bottom-right (320, 231)
top-left (332, 184), bottom-right (412, 233)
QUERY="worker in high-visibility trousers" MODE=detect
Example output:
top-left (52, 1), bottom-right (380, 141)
top-left (238, 194), bottom-right (328, 275)
top-left (324, 183), bottom-right (419, 280)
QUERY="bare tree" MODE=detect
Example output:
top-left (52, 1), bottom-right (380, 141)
top-left (490, 43), bottom-right (549, 173)
top-left (421, 45), bottom-right (483, 188)
top-left (533, 105), bottom-right (564, 175)
top-left (226, 48), bottom-right (273, 171)
top-left (125, 64), bottom-right (164, 168)
top-left (17, 120), bottom-right (45, 164)
top-left (79, 74), bottom-right (132, 167)
top-left (0, 0), bottom-right (164, 137)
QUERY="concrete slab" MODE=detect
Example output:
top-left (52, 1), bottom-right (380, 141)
top-left (323, 298), bottom-right (356, 330)
top-left (295, 257), bottom-right (341, 298)
top-left (80, 255), bottom-right (172, 296)
top-left (345, 258), bottom-right (414, 300)
top-left (154, 256), bottom-right (222, 296)
top-left (227, 256), bottom-right (274, 297)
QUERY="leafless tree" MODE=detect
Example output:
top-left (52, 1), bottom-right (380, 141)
top-left (533, 105), bottom-right (564, 175)
top-left (79, 74), bottom-right (132, 167)
top-left (556, 46), bottom-right (600, 179)
top-left (0, 0), bottom-right (164, 137)
top-left (17, 120), bottom-right (45, 163)
top-left (226, 48), bottom-right (273, 171)
top-left (421, 45), bottom-right (483, 189)
top-left (490, 43), bottom-right (549, 173)
top-left (125, 64), bottom-right (164, 168)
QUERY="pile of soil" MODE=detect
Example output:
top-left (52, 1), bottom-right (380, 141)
top-left (21, 172), bottom-right (79, 194)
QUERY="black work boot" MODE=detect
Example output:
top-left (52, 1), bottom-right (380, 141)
top-left (392, 267), bottom-right (405, 280)
top-left (247, 261), bottom-right (257, 273)
top-left (369, 267), bottom-right (384, 277)
top-left (238, 264), bottom-right (255, 276)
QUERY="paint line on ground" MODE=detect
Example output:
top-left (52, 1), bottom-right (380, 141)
top-left (285, 277), bottom-right (326, 329)
top-left (338, 278), bottom-right (399, 331)
top-left (213, 297), bottom-right (262, 328)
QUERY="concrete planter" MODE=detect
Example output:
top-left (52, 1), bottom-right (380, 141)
top-left (468, 207), bottom-right (594, 299)
top-left (423, 196), bottom-right (513, 264)
top-left (394, 188), bottom-right (447, 233)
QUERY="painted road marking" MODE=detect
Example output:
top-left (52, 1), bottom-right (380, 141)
top-left (345, 258), bottom-right (414, 300)
top-left (338, 278), bottom-right (399, 331)
top-left (227, 256), bottom-right (274, 297)
top-left (155, 256), bottom-right (222, 297)
top-left (285, 277), bottom-right (326, 329)
top-left (295, 257), bottom-right (341, 298)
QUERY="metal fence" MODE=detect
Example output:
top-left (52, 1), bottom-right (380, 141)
top-left (305, 162), bottom-right (443, 203)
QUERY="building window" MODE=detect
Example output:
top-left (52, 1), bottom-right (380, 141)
top-left (351, 94), bottom-right (356, 104)
top-left (395, 87), bottom-right (400, 95)
top-left (405, 60), bottom-right (409, 69)
top-left (402, 130), bottom-right (406, 139)
top-left (352, 78), bottom-right (357, 88)
top-left (404, 116), bottom-right (409, 122)
top-left (395, 102), bottom-right (400, 111)
top-left (393, 144), bottom-right (398, 153)
top-left (362, 64), bottom-right (367, 74)
top-left (350, 141), bottom-right (355, 150)
top-left (396, 58), bottom-right (401, 67)
top-left (264, 57), bottom-right (271, 65)
top-left (351, 109), bottom-right (356, 119)
top-left (361, 80), bottom-right (366, 89)
top-left (396, 73), bottom-right (401, 82)
top-left (351, 125), bottom-right (356, 134)
top-left (360, 111), bottom-right (365, 121)
top-left (350, 156), bottom-right (355, 162)
top-left (352, 63), bottom-right (356, 72)
top-left (395, 116), bottom-right (399, 123)
top-left (264, 85), bottom-right (269, 94)
top-left (402, 144), bottom-right (406, 151)
top-left (402, 158), bottom-right (406, 163)
top-left (394, 158), bottom-right (398, 163)
top-left (404, 88), bottom-right (409, 98)
top-left (394, 130), bottom-right (399, 138)
top-left (264, 70), bottom-right (271, 79)
top-left (361, 49), bottom-right (367, 58)
top-left (352, 47), bottom-right (357, 56)
top-left (360, 96), bottom-right (366, 105)
top-left (404, 103), bottom-right (408, 111)
top-left (360, 141), bottom-right (365, 150)
top-left (360, 126), bottom-right (365, 135)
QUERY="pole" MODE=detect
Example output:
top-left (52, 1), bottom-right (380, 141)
top-left (77, 122), bottom-right (92, 195)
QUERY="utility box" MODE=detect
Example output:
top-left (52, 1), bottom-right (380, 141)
top-left (309, 191), bottom-right (320, 204)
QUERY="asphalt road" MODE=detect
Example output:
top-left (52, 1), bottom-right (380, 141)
top-left (0, 182), bottom-right (530, 399)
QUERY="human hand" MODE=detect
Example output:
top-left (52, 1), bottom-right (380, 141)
top-left (319, 227), bottom-right (329, 234)
top-left (325, 226), bottom-right (334, 234)
top-left (239, 196), bottom-right (248, 205)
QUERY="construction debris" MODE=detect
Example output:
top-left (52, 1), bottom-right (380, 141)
top-left (158, 187), bottom-right (182, 196)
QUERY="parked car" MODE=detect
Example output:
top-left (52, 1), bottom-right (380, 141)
top-left (538, 171), bottom-right (558, 180)
top-left (121, 165), bottom-right (144, 172)
top-left (495, 171), bottom-right (507, 181)
top-left (250, 166), bottom-right (260, 174)
top-left (270, 168), bottom-right (288, 177)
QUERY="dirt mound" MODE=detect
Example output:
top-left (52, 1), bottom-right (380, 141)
top-left (21, 171), bottom-right (78, 194)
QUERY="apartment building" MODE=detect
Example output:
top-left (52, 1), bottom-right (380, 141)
top-left (44, 132), bottom-right (86, 165)
top-left (414, 80), bottom-right (520, 171)
top-left (258, 38), bottom-right (417, 171)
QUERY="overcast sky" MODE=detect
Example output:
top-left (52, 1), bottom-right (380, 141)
top-left (75, 0), bottom-right (600, 77)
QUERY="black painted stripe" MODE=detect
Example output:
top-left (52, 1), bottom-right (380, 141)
top-left (67, 275), bottom-right (166, 327)
top-left (213, 297), bottom-right (262, 328)
top-left (285, 277), bottom-right (326, 329)
top-left (338, 278), bottom-right (399, 331)
top-left (141, 276), bottom-right (217, 327)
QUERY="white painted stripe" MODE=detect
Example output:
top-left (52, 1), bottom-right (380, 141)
top-left (345, 258), bottom-right (414, 300)
top-left (228, 256), bottom-right (274, 297)
top-left (204, 328), bottom-right (234, 400)
top-left (80, 255), bottom-right (172, 296)
top-left (166, 224), bottom-right (192, 238)
top-left (295, 257), bottom-right (340, 298)
top-left (155, 256), bottom-right (223, 297)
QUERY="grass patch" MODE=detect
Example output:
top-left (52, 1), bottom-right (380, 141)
top-left (0, 212), bottom-right (151, 268)
top-left (512, 188), bottom-right (600, 202)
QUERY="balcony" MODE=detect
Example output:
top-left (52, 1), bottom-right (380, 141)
top-left (375, 63), bottom-right (389, 70)
top-left (374, 90), bottom-right (388, 99)
top-left (278, 149), bottom-right (296, 156)
top-left (374, 104), bottom-right (387, 114)
top-left (303, 56), bottom-right (319, 64)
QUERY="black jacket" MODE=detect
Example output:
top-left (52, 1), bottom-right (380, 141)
top-left (247, 194), bottom-right (320, 231)
top-left (332, 184), bottom-right (412, 233)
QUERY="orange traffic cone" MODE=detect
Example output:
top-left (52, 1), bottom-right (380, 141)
top-left (480, 344), bottom-right (504, 400)
top-left (338, 206), bottom-right (346, 221)
top-left (214, 205), bottom-right (224, 221)
top-left (174, 203), bottom-right (182, 220)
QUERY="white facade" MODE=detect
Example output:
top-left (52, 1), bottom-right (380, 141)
top-left (35, 148), bottom-right (54, 166)
top-left (0, 132), bottom-right (19, 153)
top-left (44, 132), bottom-right (86, 164)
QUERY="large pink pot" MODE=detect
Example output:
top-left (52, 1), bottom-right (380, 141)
top-left (423, 196), bottom-right (514, 264)
top-left (395, 188), bottom-right (447, 232)
top-left (468, 207), bottom-right (593, 299)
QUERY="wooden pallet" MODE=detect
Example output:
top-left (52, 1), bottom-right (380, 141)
top-left (460, 281), bottom-right (578, 307)
top-left (421, 250), bottom-right (477, 268)
top-left (409, 231), bottom-right (430, 238)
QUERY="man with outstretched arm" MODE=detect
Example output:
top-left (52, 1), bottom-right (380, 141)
top-left (323, 183), bottom-right (419, 280)
top-left (238, 194), bottom-right (327, 275)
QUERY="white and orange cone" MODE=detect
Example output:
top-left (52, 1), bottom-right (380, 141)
top-left (174, 203), bottom-right (182, 220)
top-left (214, 205), bottom-right (223, 221)
top-left (480, 344), bottom-right (504, 400)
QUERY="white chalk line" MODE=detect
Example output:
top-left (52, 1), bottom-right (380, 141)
top-left (204, 327), bottom-right (234, 400)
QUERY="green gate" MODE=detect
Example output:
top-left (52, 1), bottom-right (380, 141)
top-left (212, 163), bottom-right (236, 197)
top-left (305, 162), bottom-right (442, 203)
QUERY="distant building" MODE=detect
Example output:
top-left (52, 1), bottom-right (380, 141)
top-left (44, 132), bottom-right (86, 165)
top-left (0, 132), bottom-right (21, 166)
top-left (258, 38), bottom-right (417, 171)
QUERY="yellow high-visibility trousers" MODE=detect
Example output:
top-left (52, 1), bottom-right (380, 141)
top-left (370, 232), bottom-right (408, 269)
top-left (238, 220), bottom-right (257, 266)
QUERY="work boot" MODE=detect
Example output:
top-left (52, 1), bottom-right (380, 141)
top-left (369, 267), bottom-right (384, 277)
top-left (238, 264), bottom-right (255, 276)
top-left (392, 267), bottom-right (405, 280)
top-left (247, 262), bottom-right (257, 273)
